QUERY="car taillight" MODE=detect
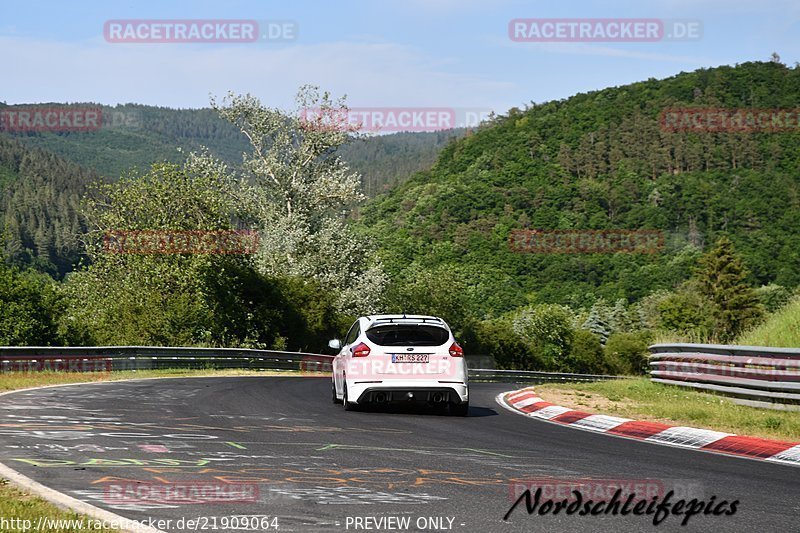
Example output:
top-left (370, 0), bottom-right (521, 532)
top-left (352, 342), bottom-right (371, 357)
top-left (449, 342), bottom-right (463, 357)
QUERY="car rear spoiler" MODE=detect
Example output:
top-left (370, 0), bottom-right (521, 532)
top-left (368, 317), bottom-right (446, 327)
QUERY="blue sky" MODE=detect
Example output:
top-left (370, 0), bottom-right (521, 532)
top-left (2, 0), bottom-right (799, 116)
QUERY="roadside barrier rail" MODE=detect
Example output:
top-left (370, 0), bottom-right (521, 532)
top-left (0, 346), bottom-right (622, 384)
top-left (466, 368), bottom-right (622, 383)
top-left (649, 343), bottom-right (800, 410)
top-left (0, 346), bottom-right (326, 372)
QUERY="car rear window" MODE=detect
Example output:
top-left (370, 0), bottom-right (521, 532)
top-left (365, 325), bottom-right (449, 346)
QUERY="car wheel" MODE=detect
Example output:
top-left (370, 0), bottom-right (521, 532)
top-left (332, 379), bottom-right (342, 404)
top-left (450, 401), bottom-right (469, 417)
top-left (343, 380), bottom-right (357, 411)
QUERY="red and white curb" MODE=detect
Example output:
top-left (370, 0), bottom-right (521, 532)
top-left (497, 387), bottom-right (800, 467)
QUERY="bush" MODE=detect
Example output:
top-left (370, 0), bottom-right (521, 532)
top-left (0, 263), bottom-right (66, 346)
top-left (604, 331), bottom-right (653, 375)
top-left (274, 276), bottom-right (348, 352)
top-left (656, 286), bottom-right (716, 340)
top-left (755, 284), bottom-right (794, 313)
top-left (200, 264), bottom-right (343, 351)
top-left (383, 262), bottom-right (476, 335)
top-left (512, 304), bottom-right (575, 368)
top-left (64, 260), bottom-right (344, 351)
top-left (461, 318), bottom-right (544, 370)
top-left (463, 314), bottom-right (624, 375)
top-left (565, 329), bottom-right (606, 374)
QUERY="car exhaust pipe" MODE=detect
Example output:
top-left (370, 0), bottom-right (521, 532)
top-left (432, 392), bottom-right (444, 403)
top-left (375, 392), bottom-right (388, 403)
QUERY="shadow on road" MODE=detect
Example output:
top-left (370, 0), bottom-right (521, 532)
top-left (352, 403), bottom-right (499, 417)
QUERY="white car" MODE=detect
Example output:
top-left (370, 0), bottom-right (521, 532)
top-left (330, 314), bottom-right (469, 416)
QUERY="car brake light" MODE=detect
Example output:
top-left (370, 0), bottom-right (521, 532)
top-left (449, 342), bottom-right (463, 357)
top-left (352, 342), bottom-right (371, 357)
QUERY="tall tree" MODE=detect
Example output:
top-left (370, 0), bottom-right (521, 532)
top-left (582, 304), bottom-right (612, 345)
top-left (695, 236), bottom-right (763, 341)
top-left (512, 304), bottom-right (575, 369)
top-left (0, 260), bottom-right (65, 345)
top-left (63, 157), bottom-right (325, 348)
top-left (211, 86), bottom-right (387, 314)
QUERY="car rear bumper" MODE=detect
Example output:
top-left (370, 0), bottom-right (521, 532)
top-left (349, 380), bottom-right (468, 404)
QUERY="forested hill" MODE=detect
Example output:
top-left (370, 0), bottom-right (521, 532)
top-left (339, 130), bottom-right (466, 196)
top-left (362, 61), bottom-right (800, 316)
top-left (0, 136), bottom-right (103, 275)
top-left (0, 103), bottom-right (462, 195)
top-left (0, 104), bottom-right (462, 275)
top-left (1, 104), bottom-right (250, 179)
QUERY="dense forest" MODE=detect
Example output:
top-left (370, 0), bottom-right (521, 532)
top-left (0, 103), bottom-right (461, 191)
top-left (0, 136), bottom-right (102, 275)
top-left (0, 104), bottom-right (461, 275)
top-left (1, 61), bottom-right (798, 373)
top-left (1, 104), bottom-right (250, 178)
top-left (356, 61), bottom-right (800, 369)
top-left (363, 61), bottom-right (800, 312)
top-left (339, 130), bottom-right (466, 196)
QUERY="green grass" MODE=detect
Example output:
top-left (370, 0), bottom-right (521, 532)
top-left (536, 378), bottom-right (800, 441)
top-left (0, 367), bottom-right (304, 531)
top-left (737, 297), bottom-right (800, 347)
top-left (650, 331), bottom-right (708, 345)
top-left (653, 297), bottom-right (800, 348)
top-left (0, 480), bottom-right (120, 532)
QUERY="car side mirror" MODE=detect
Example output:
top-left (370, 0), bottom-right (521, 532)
top-left (328, 339), bottom-right (342, 350)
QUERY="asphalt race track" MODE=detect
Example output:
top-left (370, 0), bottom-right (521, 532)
top-left (0, 376), bottom-right (798, 532)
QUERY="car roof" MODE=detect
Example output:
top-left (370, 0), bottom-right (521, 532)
top-left (363, 314), bottom-right (449, 329)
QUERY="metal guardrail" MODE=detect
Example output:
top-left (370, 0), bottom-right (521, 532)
top-left (0, 346), bottom-right (622, 384)
top-left (467, 368), bottom-right (623, 383)
top-left (649, 343), bottom-right (800, 411)
top-left (0, 346), bottom-right (329, 372)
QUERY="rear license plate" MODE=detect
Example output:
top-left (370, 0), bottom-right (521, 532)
top-left (391, 354), bottom-right (429, 363)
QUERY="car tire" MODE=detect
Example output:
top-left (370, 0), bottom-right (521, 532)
top-left (343, 380), bottom-right (358, 411)
top-left (332, 380), bottom-right (342, 404)
top-left (450, 401), bottom-right (469, 417)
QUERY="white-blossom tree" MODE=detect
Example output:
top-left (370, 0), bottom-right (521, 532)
top-left (212, 86), bottom-right (387, 314)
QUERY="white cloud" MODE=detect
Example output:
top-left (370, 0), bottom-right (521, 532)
top-left (0, 35), bottom-right (515, 111)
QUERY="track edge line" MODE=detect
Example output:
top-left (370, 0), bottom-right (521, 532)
top-left (0, 460), bottom-right (166, 533)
